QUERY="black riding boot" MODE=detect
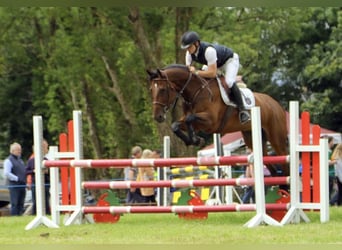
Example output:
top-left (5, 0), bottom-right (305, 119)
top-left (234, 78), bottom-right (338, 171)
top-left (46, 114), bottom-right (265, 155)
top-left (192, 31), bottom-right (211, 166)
top-left (230, 83), bottom-right (250, 124)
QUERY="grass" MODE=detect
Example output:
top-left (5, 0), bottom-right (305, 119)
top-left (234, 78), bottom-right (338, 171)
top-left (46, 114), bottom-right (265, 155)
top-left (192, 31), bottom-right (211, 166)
top-left (1, 207), bottom-right (342, 246)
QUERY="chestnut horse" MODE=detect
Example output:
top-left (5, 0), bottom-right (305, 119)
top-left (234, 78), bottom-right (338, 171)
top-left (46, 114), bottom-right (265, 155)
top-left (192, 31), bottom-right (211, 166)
top-left (147, 64), bottom-right (289, 176)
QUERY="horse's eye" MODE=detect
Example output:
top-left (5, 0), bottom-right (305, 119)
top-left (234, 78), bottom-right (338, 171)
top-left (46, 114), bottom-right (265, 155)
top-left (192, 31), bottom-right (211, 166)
top-left (159, 88), bottom-right (166, 94)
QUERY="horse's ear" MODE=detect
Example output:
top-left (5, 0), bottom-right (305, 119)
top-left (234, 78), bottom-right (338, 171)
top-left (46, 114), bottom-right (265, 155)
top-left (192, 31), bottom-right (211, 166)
top-left (146, 69), bottom-right (157, 80)
top-left (157, 69), bottom-right (163, 77)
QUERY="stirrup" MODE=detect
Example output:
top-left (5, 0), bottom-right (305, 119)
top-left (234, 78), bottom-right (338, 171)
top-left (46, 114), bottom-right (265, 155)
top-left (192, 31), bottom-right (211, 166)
top-left (239, 110), bottom-right (250, 124)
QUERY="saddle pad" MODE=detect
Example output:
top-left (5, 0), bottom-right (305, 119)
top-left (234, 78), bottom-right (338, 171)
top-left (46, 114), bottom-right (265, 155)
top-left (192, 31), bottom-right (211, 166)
top-left (217, 78), bottom-right (255, 109)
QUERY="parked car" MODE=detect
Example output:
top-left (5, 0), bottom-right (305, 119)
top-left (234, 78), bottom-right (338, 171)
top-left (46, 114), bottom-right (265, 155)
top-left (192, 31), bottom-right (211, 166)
top-left (0, 161), bottom-right (10, 208)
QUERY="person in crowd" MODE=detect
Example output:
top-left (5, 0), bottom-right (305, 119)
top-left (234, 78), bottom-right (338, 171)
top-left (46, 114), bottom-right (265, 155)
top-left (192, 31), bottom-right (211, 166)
top-left (241, 162), bottom-right (255, 204)
top-left (151, 149), bottom-right (162, 181)
top-left (151, 149), bottom-right (162, 160)
top-left (137, 149), bottom-right (156, 205)
top-left (125, 145), bottom-right (144, 204)
top-left (3, 142), bottom-right (26, 216)
top-left (25, 139), bottom-right (51, 215)
top-left (321, 136), bottom-right (337, 203)
top-left (241, 148), bottom-right (271, 204)
top-left (180, 30), bottom-right (250, 124)
top-left (330, 143), bottom-right (342, 206)
top-left (298, 155), bottom-right (303, 202)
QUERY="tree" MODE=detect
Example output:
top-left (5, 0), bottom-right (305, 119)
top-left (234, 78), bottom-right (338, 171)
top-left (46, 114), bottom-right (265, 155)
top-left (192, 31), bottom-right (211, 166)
top-left (0, 7), bottom-right (341, 162)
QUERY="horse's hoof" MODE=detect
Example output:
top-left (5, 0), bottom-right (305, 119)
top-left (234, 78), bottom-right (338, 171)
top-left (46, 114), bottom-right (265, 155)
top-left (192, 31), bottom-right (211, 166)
top-left (194, 137), bottom-right (206, 148)
top-left (199, 138), bottom-right (206, 147)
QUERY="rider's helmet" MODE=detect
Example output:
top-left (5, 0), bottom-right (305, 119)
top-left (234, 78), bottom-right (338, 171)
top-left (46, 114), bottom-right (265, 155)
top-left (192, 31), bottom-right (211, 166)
top-left (180, 31), bottom-right (200, 49)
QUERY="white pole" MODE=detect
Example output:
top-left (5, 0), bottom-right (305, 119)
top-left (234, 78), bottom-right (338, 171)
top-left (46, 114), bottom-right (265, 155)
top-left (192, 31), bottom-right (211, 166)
top-left (223, 148), bottom-right (233, 204)
top-left (64, 110), bottom-right (85, 226)
top-left (34, 116), bottom-right (45, 218)
top-left (49, 146), bottom-right (60, 225)
top-left (163, 136), bottom-right (170, 206)
top-left (213, 133), bottom-right (222, 203)
top-left (319, 138), bottom-right (329, 223)
top-left (281, 101), bottom-right (310, 224)
top-left (244, 106), bottom-right (282, 227)
top-left (25, 116), bottom-right (59, 230)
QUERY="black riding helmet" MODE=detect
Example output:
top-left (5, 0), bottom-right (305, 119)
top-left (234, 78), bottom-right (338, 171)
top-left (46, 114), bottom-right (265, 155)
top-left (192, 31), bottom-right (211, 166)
top-left (180, 31), bottom-right (200, 49)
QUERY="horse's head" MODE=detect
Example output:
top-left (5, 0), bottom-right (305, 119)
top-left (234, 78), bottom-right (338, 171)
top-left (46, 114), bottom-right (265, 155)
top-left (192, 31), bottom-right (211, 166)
top-left (147, 68), bottom-right (178, 123)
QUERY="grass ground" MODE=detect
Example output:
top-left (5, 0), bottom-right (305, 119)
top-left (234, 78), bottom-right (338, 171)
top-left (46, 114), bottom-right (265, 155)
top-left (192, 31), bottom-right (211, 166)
top-left (1, 207), bottom-right (342, 247)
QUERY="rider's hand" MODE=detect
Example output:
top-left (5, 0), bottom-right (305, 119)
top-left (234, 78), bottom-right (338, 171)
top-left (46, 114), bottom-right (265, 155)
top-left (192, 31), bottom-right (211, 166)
top-left (189, 66), bottom-right (196, 73)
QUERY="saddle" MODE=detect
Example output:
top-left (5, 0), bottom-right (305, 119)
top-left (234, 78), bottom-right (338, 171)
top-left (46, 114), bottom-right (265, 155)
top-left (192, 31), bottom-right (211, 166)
top-left (216, 75), bottom-right (255, 109)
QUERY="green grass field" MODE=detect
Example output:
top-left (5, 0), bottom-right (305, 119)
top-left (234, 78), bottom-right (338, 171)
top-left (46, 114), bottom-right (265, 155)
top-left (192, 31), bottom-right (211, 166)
top-left (1, 207), bottom-right (342, 247)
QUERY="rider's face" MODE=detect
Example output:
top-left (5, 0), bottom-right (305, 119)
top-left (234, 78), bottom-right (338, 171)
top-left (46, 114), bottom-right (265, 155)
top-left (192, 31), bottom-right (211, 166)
top-left (187, 43), bottom-right (197, 54)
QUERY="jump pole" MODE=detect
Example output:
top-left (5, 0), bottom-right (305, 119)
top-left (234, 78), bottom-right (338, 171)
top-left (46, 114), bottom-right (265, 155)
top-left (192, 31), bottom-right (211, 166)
top-left (25, 116), bottom-right (59, 230)
top-left (83, 203), bottom-right (289, 214)
top-left (27, 101), bottom-right (329, 229)
top-left (63, 110), bottom-right (84, 226)
top-left (41, 107), bottom-right (286, 227)
top-left (243, 106), bottom-right (282, 227)
top-left (43, 155), bottom-right (288, 168)
top-left (161, 136), bottom-right (170, 206)
top-left (281, 101), bottom-right (329, 224)
top-left (49, 111), bottom-right (92, 226)
top-left (212, 133), bottom-right (223, 204)
top-left (25, 111), bottom-right (85, 230)
top-left (82, 177), bottom-right (289, 189)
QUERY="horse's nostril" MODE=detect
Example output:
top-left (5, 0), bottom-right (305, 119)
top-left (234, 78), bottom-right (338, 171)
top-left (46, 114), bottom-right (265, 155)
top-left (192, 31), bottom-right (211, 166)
top-left (155, 114), bottom-right (165, 123)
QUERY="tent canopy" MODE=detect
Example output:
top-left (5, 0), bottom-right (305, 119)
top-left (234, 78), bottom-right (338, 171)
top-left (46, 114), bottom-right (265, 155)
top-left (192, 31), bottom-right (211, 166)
top-left (198, 112), bottom-right (341, 157)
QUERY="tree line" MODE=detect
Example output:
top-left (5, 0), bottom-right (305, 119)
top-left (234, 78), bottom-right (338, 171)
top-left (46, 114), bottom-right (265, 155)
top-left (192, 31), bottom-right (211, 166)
top-left (0, 7), bottom-right (340, 180)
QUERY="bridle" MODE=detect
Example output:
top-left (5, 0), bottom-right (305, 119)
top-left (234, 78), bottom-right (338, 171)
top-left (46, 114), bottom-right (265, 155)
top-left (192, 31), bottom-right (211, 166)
top-left (152, 70), bottom-right (193, 113)
top-left (151, 79), bottom-right (172, 113)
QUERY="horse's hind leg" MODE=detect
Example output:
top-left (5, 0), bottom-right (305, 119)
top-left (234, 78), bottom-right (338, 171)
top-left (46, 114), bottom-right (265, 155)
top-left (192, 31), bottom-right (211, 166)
top-left (242, 130), bottom-right (268, 155)
top-left (265, 126), bottom-right (289, 177)
top-left (243, 130), bottom-right (278, 176)
top-left (242, 131), bottom-right (252, 151)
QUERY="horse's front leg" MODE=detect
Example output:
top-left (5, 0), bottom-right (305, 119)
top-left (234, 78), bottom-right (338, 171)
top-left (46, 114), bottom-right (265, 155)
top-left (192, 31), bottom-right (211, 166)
top-left (171, 120), bottom-right (193, 146)
top-left (185, 114), bottom-right (203, 146)
top-left (171, 116), bottom-right (203, 146)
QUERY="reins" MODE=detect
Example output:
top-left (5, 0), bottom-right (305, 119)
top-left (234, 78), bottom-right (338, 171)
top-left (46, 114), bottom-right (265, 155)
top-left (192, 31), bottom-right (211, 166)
top-left (152, 68), bottom-right (213, 114)
top-left (169, 71), bottom-right (193, 112)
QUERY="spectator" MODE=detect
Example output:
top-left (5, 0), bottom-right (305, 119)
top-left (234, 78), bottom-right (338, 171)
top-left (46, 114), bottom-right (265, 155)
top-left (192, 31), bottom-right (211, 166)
top-left (241, 149), bottom-right (271, 204)
top-left (3, 142), bottom-right (26, 216)
top-left (321, 136), bottom-right (336, 202)
top-left (151, 149), bottom-right (162, 181)
top-left (137, 149), bottom-right (156, 205)
top-left (25, 139), bottom-right (51, 215)
top-left (330, 143), bottom-right (342, 206)
top-left (125, 145), bottom-right (144, 204)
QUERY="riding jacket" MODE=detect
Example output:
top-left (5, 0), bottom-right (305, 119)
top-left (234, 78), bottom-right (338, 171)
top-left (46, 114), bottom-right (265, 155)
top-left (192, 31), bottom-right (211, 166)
top-left (191, 41), bottom-right (234, 68)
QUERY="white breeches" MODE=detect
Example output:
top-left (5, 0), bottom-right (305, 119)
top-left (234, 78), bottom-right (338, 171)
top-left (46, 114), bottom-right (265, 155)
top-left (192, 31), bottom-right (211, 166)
top-left (222, 53), bottom-right (239, 88)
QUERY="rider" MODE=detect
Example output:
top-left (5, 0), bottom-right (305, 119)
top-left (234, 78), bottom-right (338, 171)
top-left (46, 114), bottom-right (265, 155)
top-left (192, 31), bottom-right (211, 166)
top-left (180, 31), bottom-right (250, 124)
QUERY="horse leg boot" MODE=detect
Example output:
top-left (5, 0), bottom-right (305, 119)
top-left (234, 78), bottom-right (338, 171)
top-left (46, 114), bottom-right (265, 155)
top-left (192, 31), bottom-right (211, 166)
top-left (230, 83), bottom-right (250, 124)
top-left (171, 121), bottom-right (193, 146)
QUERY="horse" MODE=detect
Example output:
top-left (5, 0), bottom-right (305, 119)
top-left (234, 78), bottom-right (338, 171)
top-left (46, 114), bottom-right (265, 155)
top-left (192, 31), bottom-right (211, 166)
top-left (147, 64), bottom-right (289, 176)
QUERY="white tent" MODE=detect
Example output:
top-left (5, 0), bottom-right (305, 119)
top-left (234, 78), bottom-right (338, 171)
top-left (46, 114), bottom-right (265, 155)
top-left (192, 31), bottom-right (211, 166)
top-left (198, 112), bottom-right (341, 157)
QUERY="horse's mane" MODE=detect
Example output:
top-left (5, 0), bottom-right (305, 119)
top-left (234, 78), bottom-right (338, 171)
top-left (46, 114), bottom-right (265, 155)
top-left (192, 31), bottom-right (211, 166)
top-left (162, 64), bottom-right (189, 72)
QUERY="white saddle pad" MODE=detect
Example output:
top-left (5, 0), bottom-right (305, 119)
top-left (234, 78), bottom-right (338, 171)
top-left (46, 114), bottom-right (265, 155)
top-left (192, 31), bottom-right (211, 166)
top-left (217, 78), bottom-right (255, 109)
